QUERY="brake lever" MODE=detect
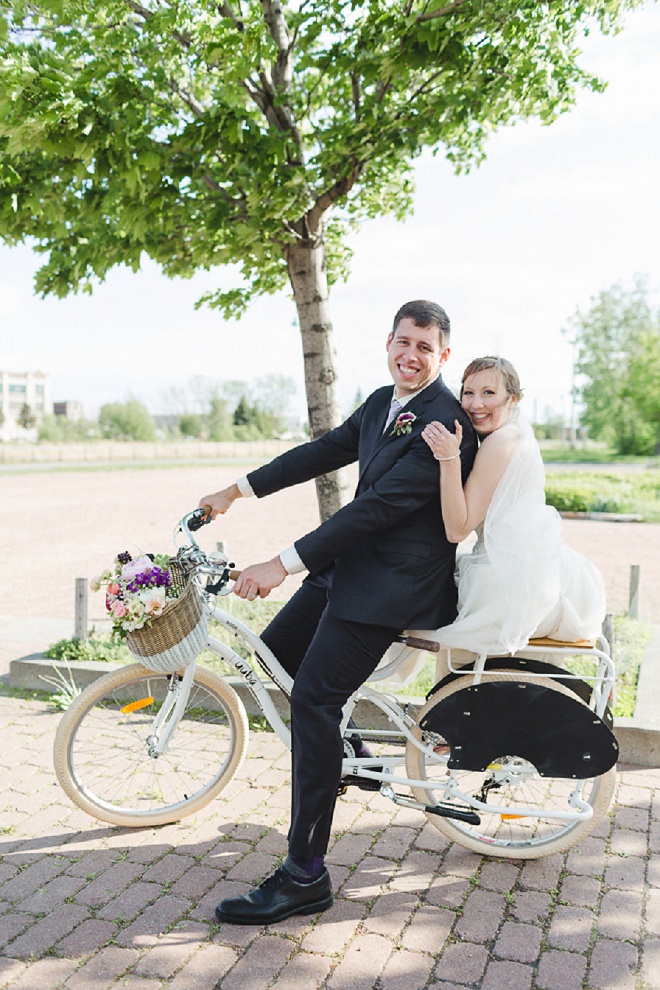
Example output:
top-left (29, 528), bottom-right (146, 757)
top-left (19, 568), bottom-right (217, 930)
top-left (205, 564), bottom-right (240, 596)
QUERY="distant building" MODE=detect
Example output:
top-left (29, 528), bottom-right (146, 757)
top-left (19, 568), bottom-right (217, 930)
top-left (0, 370), bottom-right (53, 442)
top-left (54, 400), bottom-right (84, 422)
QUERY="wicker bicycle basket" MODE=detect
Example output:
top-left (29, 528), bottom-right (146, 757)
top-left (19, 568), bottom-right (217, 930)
top-left (125, 560), bottom-right (208, 673)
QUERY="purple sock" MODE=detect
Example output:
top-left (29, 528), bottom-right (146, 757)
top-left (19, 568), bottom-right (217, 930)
top-left (348, 732), bottom-right (373, 759)
top-left (284, 853), bottom-right (325, 882)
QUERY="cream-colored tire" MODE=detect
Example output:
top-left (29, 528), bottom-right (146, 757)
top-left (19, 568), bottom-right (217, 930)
top-left (405, 672), bottom-right (616, 859)
top-left (54, 663), bottom-right (248, 827)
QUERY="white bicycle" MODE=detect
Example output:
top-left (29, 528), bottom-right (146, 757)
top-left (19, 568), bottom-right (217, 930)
top-left (54, 509), bottom-right (619, 859)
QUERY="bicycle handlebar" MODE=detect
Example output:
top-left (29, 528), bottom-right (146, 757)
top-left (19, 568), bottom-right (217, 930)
top-left (188, 505), bottom-right (212, 532)
top-left (177, 508), bottom-right (242, 588)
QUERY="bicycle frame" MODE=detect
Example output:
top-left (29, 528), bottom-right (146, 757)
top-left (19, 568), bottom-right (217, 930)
top-left (446, 642), bottom-right (616, 720)
top-left (151, 594), bottom-right (601, 824)
top-left (204, 603), bottom-right (429, 785)
top-left (164, 509), bottom-right (615, 826)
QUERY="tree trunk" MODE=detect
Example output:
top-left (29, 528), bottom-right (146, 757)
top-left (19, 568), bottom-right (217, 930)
top-left (286, 236), bottom-right (350, 521)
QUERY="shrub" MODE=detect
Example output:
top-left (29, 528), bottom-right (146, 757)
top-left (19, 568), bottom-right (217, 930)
top-left (545, 471), bottom-right (660, 520)
top-left (45, 635), bottom-right (132, 664)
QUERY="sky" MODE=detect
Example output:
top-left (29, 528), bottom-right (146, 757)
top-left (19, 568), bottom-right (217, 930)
top-left (1, 4), bottom-right (659, 426)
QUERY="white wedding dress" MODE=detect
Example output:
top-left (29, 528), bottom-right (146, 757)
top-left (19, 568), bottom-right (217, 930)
top-left (431, 413), bottom-right (606, 655)
top-left (377, 414), bottom-right (606, 683)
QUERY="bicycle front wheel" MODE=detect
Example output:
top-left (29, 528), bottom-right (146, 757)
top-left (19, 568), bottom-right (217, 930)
top-left (405, 673), bottom-right (616, 859)
top-left (54, 663), bottom-right (249, 828)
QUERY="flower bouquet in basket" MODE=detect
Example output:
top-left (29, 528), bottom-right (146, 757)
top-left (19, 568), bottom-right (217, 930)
top-left (91, 551), bottom-right (207, 672)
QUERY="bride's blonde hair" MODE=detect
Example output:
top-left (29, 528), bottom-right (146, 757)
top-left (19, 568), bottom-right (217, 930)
top-left (461, 356), bottom-right (523, 401)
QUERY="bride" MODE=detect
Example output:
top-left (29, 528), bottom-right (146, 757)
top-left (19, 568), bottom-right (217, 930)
top-left (420, 356), bottom-right (606, 657)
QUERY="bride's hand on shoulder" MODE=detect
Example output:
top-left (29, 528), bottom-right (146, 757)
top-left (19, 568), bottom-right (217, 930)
top-left (422, 420), bottom-right (462, 461)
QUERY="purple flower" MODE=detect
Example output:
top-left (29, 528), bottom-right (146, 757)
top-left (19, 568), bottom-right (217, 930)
top-left (390, 411), bottom-right (417, 437)
top-left (124, 564), bottom-right (172, 596)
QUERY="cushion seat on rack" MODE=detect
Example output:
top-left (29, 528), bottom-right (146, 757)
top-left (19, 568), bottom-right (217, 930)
top-left (527, 637), bottom-right (596, 649)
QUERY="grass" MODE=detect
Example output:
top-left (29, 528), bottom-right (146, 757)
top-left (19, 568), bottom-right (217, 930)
top-left (561, 616), bottom-right (652, 718)
top-left (38, 661), bottom-right (82, 711)
top-left (199, 597), bottom-right (285, 677)
top-left (540, 446), bottom-right (658, 466)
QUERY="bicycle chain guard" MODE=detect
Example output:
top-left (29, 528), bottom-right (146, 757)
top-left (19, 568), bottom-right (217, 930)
top-left (421, 680), bottom-right (619, 778)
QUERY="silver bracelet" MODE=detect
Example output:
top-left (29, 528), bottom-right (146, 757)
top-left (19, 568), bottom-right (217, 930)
top-left (434, 453), bottom-right (459, 461)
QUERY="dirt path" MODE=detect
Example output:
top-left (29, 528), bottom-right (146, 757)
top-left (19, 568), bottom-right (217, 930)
top-left (1, 463), bottom-right (658, 624)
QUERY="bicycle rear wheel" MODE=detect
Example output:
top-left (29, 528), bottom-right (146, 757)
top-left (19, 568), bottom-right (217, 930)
top-left (54, 663), bottom-right (248, 827)
top-left (405, 672), bottom-right (616, 859)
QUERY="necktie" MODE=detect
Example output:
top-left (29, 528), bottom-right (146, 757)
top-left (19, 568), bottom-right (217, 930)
top-left (384, 397), bottom-right (402, 433)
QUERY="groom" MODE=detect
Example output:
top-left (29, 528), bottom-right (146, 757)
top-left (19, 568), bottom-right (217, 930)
top-left (199, 299), bottom-right (476, 925)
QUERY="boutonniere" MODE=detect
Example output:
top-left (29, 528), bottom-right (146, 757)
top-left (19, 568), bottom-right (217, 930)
top-left (389, 411), bottom-right (417, 437)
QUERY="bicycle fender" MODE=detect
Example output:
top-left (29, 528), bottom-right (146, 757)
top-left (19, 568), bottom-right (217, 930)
top-left (421, 680), bottom-right (619, 778)
top-left (427, 657), bottom-right (614, 728)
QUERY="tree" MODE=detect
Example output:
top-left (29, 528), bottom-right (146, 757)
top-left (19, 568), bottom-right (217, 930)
top-left (38, 414), bottom-right (99, 441)
top-left (233, 393), bottom-right (277, 436)
top-left (253, 373), bottom-right (296, 433)
top-left (0, 0), bottom-right (644, 515)
top-left (532, 409), bottom-right (565, 442)
top-left (178, 412), bottom-right (203, 437)
top-left (17, 403), bottom-right (36, 430)
top-left (160, 373), bottom-right (292, 437)
top-left (565, 277), bottom-right (660, 455)
top-left (627, 330), bottom-right (660, 445)
top-left (98, 399), bottom-right (157, 441)
top-left (206, 393), bottom-right (235, 440)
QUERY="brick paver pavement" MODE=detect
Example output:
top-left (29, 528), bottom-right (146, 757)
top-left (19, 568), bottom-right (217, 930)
top-left (2, 689), bottom-right (660, 990)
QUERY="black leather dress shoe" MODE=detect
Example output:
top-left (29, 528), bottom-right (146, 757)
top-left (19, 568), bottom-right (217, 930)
top-left (215, 866), bottom-right (333, 925)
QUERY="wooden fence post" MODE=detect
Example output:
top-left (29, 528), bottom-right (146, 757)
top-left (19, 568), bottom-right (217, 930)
top-left (75, 578), bottom-right (88, 641)
top-left (628, 565), bottom-right (641, 619)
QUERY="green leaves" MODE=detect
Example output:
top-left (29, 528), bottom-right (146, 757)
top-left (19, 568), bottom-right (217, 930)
top-left (0, 0), bottom-right (643, 313)
top-left (566, 276), bottom-right (660, 456)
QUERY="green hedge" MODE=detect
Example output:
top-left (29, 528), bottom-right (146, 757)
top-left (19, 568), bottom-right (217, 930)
top-left (545, 471), bottom-right (660, 520)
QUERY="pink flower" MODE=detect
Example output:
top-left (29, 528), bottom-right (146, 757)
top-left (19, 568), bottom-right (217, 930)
top-left (107, 582), bottom-right (121, 597)
top-left (111, 600), bottom-right (128, 619)
top-left (120, 555), bottom-right (153, 580)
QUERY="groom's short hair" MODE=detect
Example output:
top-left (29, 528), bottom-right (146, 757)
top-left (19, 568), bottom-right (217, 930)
top-left (392, 300), bottom-right (451, 347)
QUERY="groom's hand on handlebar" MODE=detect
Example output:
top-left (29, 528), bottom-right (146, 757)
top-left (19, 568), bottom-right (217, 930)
top-left (197, 483), bottom-right (242, 519)
top-left (233, 557), bottom-right (287, 600)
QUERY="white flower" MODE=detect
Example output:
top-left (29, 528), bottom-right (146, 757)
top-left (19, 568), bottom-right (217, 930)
top-left (140, 587), bottom-right (167, 617)
top-left (89, 576), bottom-right (101, 592)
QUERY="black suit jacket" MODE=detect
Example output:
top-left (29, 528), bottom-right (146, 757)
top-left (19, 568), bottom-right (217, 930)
top-left (247, 375), bottom-right (477, 630)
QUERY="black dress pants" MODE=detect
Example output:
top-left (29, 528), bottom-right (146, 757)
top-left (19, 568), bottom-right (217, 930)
top-left (260, 577), bottom-right (401, 858)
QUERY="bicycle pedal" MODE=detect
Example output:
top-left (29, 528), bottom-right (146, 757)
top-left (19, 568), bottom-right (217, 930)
top-left (338, 768), bottom-right (383, 794)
